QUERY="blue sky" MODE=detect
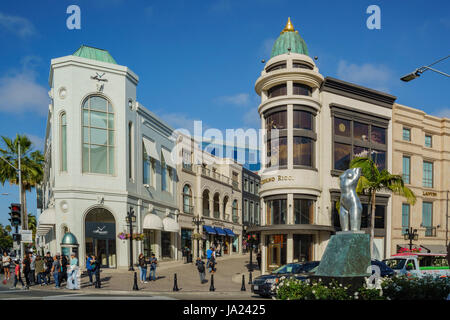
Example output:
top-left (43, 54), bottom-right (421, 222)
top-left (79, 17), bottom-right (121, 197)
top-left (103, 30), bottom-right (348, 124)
top-left (0, 0), bottom-right (449, 226)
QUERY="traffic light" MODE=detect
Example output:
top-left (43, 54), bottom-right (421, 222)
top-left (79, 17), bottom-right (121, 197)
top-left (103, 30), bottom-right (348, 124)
top-left (8, 203), bottom-right (21, 227)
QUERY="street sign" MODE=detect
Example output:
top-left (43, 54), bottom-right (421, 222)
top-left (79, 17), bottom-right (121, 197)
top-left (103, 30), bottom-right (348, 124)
top-left (13, 242), bottom-right (20, 250)
top-left (20, 230), bottom-right (33, 243)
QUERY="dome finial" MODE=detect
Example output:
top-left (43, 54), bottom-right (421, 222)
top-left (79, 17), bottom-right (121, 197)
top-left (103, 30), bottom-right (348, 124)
top-left (281, 17), bottom-right (295, 34)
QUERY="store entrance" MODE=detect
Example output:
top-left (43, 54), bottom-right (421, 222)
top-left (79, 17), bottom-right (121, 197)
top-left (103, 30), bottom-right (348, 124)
top-left (85, 208), bottom-right (117, 268)
top-left (267, 234), bottom-right (287, 271)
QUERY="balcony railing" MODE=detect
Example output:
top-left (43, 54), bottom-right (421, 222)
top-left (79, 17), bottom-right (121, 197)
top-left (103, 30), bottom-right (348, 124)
top-left (198, 166), bottom-right (232, 185)
top-left (424, 226), bottom-right (436, 237)
top-left (182, 163), bottom-right (193, 172)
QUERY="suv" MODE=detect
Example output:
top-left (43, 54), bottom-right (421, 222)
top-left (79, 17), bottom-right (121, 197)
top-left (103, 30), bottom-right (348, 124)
top-left (251, 261), bottom-right (320, 297)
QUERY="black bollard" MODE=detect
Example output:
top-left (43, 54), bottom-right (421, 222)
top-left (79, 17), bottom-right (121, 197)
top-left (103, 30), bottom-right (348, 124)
top-left (248, 271), bottom-right (253, 285)
top-left (133, 272), bottom-right (139, 291)
top-left (96, 272), bottom-right (101, 288)
top-left (241, 274), bottom-right (246, 291)
top-left (209, 274), bottom-right (215, 291)
top-left (173, 273), bottom-right (179, 291)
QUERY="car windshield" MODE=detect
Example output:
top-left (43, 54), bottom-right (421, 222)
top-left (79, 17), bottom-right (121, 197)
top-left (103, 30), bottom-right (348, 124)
top-left (383, 258), bottom-right (406, 270)
top-left (272, 264), bottom-right (302, 274)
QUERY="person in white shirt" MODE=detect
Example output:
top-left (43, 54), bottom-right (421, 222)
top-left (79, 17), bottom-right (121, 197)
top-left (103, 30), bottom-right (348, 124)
top-left (2, 252), bottom-right (11, 281)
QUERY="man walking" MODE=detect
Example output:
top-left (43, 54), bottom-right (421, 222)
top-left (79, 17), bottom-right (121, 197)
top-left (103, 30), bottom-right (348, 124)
top-left (86, 255), bottom-right (94, 285)
top-left (22, 253), bottom-right (31, 288)
top-left (195, 257), bottom-right (206, 284)
top-left (10, 259), bottom-right (25, 290)
top-left (29, 251), bottom-right (36, 285)
top-left (206, 247), bottom-right (213, 272)
top-left (149, 253), bottom-right (157, 281)
top-left (44, 252), bottom-right (53, 284)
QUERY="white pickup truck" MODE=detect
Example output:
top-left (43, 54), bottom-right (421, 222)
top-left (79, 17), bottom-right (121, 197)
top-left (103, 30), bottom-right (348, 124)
top-left (383, 253), bottom-right (449, 278)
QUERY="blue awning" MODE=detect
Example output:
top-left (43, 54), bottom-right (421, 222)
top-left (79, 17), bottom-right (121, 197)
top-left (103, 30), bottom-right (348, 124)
top-left (214, 227), bottom-right (227, 236)
top-left (203, 225), bottom-right (217, 235)
top-left (223, 228), bottom-right (236, 237)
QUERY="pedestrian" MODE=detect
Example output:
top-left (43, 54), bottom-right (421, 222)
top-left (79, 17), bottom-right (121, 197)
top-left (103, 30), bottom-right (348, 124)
top-left (44, 252), bottom-right (53, 284)
top-left (10, 259), bottom-right (25, 289)
top-left (149, 253), bottom-right (157, 281)
top-left (256, 251), bottom-right (261, 270)
top-left (86, 254), bottom-right (94, 285)
top-left (22, 253), bottom-right (31, 288)
top-left (60, 254), bottom-right (68, 284)
top-left (35, 255), bottom-right (47, 286)
top-left (206, 247), bottom-right (212, 272)
top-left (29, 251), bottom-right (36, 285)
top-left (51, 255), bottom-right (61, 288)
top-left (2, 251), bottom-right (11, 281)
top-left (195, 257), bottom-right (206, 284)
top-left (208, 255), bottom-right (217, 274)
top-left (91, 255), bottom-right (101, 287)
top-left (138, 253), bottom-right (148, 283)
top-left (66, 253), bottom-right (80, 290)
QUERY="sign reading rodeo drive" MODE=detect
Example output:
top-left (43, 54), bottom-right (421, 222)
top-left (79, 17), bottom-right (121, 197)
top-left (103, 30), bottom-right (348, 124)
top-left (85, 222), bottom-right (116, 239)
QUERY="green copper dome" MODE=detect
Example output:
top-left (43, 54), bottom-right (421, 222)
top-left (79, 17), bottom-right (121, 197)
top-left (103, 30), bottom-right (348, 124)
top-left (271, 18), bottom-right (308, 58)
top-left (61, 232), bottom-right (78, 245)
top-left (73, 45), bottom-right (117, 64)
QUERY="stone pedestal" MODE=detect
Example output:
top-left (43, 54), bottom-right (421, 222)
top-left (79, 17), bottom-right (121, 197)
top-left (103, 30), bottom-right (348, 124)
top-left (312, 232), bottom-right (371, 290)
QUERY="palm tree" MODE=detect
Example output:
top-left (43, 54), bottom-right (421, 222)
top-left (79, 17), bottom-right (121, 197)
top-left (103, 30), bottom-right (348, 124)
top-left (0, 134), bottom-right (44, 230)
top-left (349, 157), bottom-right (416, 257)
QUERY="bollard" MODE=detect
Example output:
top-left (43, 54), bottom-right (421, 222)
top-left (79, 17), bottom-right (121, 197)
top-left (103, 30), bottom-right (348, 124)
top-left (241, 274), bottom-right (246, 291)
top-left (248, 271), bottom-right (253, 285)
top-left (209, 274), bottom-right (215, 291)
top-left (133, 272), bottom-right (139, 291)
top-left (95, 272), bottom-right (101, 288)
top-left (173, 273), bottom-right (179, 291)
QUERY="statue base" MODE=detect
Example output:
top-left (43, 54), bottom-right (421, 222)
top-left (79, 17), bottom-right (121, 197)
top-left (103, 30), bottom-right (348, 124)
top-left (315, 232), bottom-right (371, 278)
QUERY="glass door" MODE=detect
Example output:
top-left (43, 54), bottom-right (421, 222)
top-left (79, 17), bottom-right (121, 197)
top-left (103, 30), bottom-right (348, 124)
top-left (266, 234), bottom-right (287, 271)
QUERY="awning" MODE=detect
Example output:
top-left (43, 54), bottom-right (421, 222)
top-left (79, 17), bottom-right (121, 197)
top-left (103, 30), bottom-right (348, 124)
top-left (143, 213), bottom-right (163, 230)
top-left (214, 227), bottom-right (227, 236)
top-left (38, 208), bottom-right (56, 225)
top-left (419, 244), bottom-right (448, 254)
top-left (37, 225), bottom-right (53, 236)
top-left (203, 225), bottom-right (217, 235)
top-left (223, 228), bottom-right (236, 237)
top-left (161, 148), bottom-right (175, 168)
top-left (143, 138), bottom-right (160, 161)
top-left (163, 217), bottom-right (179, 232)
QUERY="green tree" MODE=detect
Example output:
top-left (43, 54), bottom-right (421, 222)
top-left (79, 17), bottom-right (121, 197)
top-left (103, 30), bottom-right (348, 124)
top-left (350, 157), bottom-right (416, 257)
top-left (0, 224), bottom-right (13, 251)
top-left (0, 134), bottom-right (44, 230)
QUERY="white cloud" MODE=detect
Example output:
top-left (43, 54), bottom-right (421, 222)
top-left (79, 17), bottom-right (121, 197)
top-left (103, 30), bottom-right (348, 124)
top-left (0, 73), bottom-right (49, 115)
top-left (27, 134), bottom-right (45, 151)
top-left (159, 112), bottom-right (207, 134)
top-left (215, 93), bottom-right (250, 106)
top-left (0, 12), bottom-right (36, 37)
top-left (337, 60), bottom-right (393, 92)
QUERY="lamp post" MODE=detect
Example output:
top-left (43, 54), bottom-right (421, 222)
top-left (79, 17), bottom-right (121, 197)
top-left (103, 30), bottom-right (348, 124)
top-left (192, 215), bottom-right (205, 260)
top-left (404, 227), bottom-right (419, 251)
top-left (126, 207), bottom-right (136, 271)
top-left (400, 55), bottom-right (450, 81)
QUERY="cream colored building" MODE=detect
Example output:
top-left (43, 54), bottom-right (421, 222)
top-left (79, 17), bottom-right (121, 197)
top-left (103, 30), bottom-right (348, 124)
top-left (251, 19), bottom-right (396, 274)
top-left (175, 134), bottom-right (243, 260)
top-left (391, 103), bottom-right (450, 254)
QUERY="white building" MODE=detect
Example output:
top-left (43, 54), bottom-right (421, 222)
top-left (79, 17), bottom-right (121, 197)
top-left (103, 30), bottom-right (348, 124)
top-left (37, 45), bottom-right (180, 268)
top-left (252, 19), bottom-right (396, 274)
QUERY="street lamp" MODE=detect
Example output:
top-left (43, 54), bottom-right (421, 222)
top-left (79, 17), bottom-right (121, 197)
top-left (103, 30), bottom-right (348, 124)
top-left (192, 215), bottom-right (205, 260)
top-left (404, 227), bottom-right (419, 250)
top-left (401, 55), bottom-right (450, 82)
top-left (126, 206), bottom-right (136, 271)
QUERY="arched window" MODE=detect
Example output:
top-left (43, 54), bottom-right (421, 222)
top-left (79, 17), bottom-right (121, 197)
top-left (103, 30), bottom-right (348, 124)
top-left (82, 95), bottom-right (114, 174)
top-left (232, 200), bottom-right (238, 223)
top-left (202, 190), bottom-right (210, 217)
top-left (60, 112), bottom-right (67, 172)
top-left (213, 193), bottom-right (220, 219)
top-left (183, 185), bottom-right (193, 214)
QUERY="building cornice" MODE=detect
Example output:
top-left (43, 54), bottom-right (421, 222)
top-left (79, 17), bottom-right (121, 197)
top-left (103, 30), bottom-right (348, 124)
top-left (321, 77), bottom-right (397, 109)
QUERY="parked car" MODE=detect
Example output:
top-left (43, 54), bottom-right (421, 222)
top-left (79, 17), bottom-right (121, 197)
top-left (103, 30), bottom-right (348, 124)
top-left (251, 261), bottom-right (320, 297)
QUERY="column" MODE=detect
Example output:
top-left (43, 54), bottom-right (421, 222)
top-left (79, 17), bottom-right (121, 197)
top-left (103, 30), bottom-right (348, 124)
top-left (261, 232), bottom-right (267, 274)
top-left (287, 193), bottom-right (294, 225)
top-left (219, 198), bottom-right (223, 221)
top-left (287, 104), bottom-right (293, 170)
top-left (287, 233), bottom-right (293, 264)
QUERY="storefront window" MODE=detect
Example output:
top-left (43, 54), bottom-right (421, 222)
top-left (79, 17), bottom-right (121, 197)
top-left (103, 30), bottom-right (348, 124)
top-left (294, 199), bottom-right (314, 224)
top-left (266, 198), bottom-right (287, 225)
top-left (293, 234), bottom-right (313, 262)
top-left (181, 229), bottom-right (192, 257)
top-left (161, 231), bottom-right (172, 259)
top-left (143, 229), bottom-right (157, 258)
top-left (266, 234), bottom-right (287, 271)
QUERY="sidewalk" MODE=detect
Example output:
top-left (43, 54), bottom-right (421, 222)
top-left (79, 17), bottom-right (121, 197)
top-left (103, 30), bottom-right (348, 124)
top-left (22, 254), bottom-right (261, 295)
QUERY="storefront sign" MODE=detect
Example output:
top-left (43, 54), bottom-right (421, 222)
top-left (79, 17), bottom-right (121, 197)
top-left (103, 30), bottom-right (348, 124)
top-left (261, 175), bottom-right (294, 185)
top-left (423, 191), bottom-right (437, 197)
top-left (20, 230), bottom-right (33, 243)
top-left (85, 222), bottom-right (115, 239)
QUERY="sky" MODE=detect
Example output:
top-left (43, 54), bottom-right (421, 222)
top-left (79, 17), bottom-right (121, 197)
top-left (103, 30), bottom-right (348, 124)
top-left (0, 0), bottom-right (449, 226)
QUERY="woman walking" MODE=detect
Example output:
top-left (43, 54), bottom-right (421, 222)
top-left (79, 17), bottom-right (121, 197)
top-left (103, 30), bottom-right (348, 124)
top-left (2, 251), bottom-right (11, 281)
top-left (10, 259), bottom-right (25, 289)
top-left (35, 255), bottom-right (47, 285)
top-left (138, 253), bottom-right (148, 283)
